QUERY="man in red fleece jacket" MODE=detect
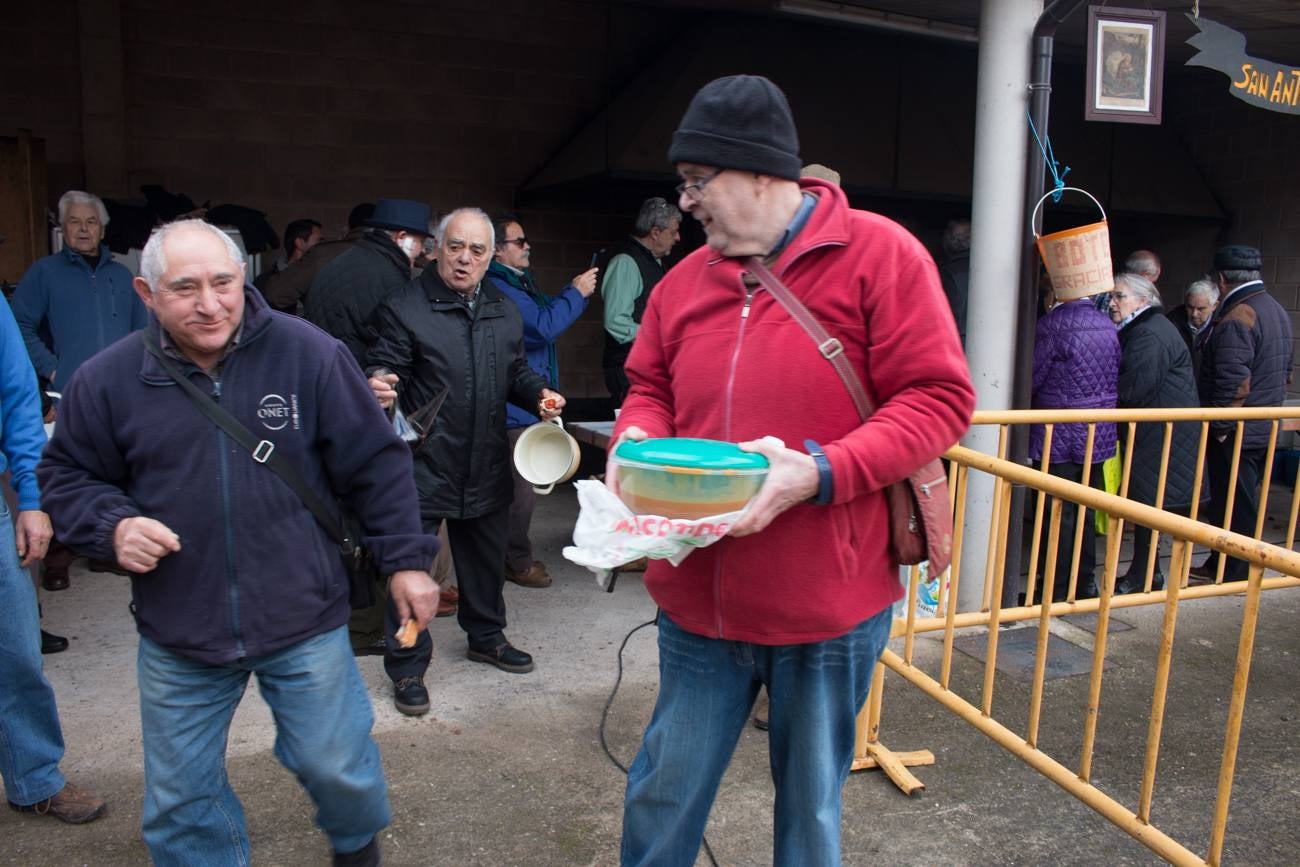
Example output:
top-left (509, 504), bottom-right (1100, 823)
top-left (611, 75), bottom-right (974, 866)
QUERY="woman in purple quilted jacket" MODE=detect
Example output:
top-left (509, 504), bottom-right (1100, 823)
top-left (1030, 282), bottom-right (1120, 601)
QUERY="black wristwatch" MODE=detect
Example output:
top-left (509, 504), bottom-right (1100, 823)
top-left (804, 439), bottom-right (833, 505)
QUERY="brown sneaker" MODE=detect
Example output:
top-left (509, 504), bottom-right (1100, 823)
top-left (9, 782), bottom-right (106, 824)
top-left (505, 560), bottom-right (552, 588)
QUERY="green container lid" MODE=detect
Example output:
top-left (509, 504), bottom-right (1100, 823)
top-left (614, 438), bottom-right (769, 471)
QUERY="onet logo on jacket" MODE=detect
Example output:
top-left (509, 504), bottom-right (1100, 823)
top-left (257, 393), bottom-right (300, 431)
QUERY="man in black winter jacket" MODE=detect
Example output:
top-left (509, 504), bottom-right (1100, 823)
top-left (304, 198), bottom-right (436, 672)
top-left (304, 198), bottom-right (430, 367)
top-left (1194, 245), bottom-right (1294, 581)
top-left (367, 207), bottom-right (564, 689)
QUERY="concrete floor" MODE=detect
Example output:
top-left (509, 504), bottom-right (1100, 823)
top-left (4, 484), bottom-right (1298, 866)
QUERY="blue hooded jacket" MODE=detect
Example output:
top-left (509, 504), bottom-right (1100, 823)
top-left (38, 287), bottom-right (437, 665)
top-left (486, 260), bottom-right (587, 429)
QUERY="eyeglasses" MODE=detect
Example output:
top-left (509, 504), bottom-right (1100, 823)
top-left (502, 237), bottom-right (529, 248)
top-left (675, 172), bottom-right (721, 200)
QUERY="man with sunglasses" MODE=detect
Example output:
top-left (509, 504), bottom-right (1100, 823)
top-left (609, 75), bottom-right (974, 865)
top-left (600, 197), bottom-right (681, 408)
top-left (487, 214), bottom-right (597, 590)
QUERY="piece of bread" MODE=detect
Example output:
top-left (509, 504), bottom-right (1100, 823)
top-left (395, 619), bottom-right (419, 648)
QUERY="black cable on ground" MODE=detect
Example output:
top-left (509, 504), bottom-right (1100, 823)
top-left (599, 613), bottom-right (720, 867)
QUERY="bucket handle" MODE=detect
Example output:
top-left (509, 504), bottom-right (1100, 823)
top-left (530, 416), bottom-right (568, 495)
top-left (1031, 187), bottom-right (1107, 239)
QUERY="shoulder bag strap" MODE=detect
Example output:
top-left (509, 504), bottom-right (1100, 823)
top-left (139, 331), bottom-right (344, 545)
top-left (743, 256), bottom-right (874, 421)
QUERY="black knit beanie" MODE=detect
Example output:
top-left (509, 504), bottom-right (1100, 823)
top-left (668, 75), bottom-right (801, 180)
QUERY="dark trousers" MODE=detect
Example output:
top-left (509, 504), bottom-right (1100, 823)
top-left (1037, 461), bottom-right (1107, 601)
top-left (505, 427), bottom-right (535, 574)
top-left (604, 366), bottom-right (629, 410)
top-left (1205, 442), bottom-right (1266, 581)
top-left (444, 508), bottom-right (510, 648)
top-left (380, 516), bottom-right (442, 683)
top-left (1127, 522), bottom-right (1160, 583)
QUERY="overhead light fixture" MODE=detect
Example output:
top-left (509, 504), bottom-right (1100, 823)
top-left (775, 0), bottom-right (980, 44)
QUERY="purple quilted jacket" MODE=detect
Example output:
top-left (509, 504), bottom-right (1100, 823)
top-left (1029, 298), bottom-right (1119, 464)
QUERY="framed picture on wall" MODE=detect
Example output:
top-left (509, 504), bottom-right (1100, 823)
top-left (1085, 6), bottom-right (1166, 124)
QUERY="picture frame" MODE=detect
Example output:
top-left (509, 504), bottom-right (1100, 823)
top-left (1085, 6), bottom-right (1166, 124)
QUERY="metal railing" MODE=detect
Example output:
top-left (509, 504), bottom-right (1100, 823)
top-left (854, 407), bottom-right (1300, 866)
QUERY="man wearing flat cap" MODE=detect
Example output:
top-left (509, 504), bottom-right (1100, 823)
top-left (304, 198), bottom-right (441, 712)
top-left (1193, 244), bottom-right (1293, 582)
top-left (305, 198), bottom-right (431, 368)
top-left (608, 74), bottom-right (975, 864)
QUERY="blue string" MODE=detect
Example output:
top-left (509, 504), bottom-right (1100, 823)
top-left (1027, 110), bottom-right (1070, 202)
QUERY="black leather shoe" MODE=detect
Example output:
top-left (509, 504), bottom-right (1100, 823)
top-left (1116, 571), bottom-right (1165, 595)
top-left (333, 836), bottom-right (379, 867)
top-left (41, 570), bottom-right (69, 591)
top-left (393, 676), bottom-right (429, 716)
top-left (87, 559), bottom-right (130, 576)
top-left (41, 630), bottom-right (69, 654)
top-left (467, 641), bottom-right (534, 674)
top-left (353, 637), bottom-right (387, 657)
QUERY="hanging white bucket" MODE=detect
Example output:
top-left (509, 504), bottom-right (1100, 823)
top-left (1032, 187), bottom-right (1113, 301)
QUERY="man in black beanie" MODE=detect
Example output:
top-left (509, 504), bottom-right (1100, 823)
top-left (608, 74), bottom-right (975, 865)
top-left (1192, 244), bottom-right (1293, 582)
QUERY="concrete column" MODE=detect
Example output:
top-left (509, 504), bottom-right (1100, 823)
top-left (77, 0), bottom-right (128, 196)
top-left (957, 0), bottom-right (1041, 611)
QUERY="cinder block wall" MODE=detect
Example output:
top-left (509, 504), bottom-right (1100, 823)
top-left (0, 3), bottom-right (84, 197)
top-left (3, 2), bottom-right (1297, 401)
top-left (1167, 73), bottom-right (1300, 398)
top-left (0, 0), bottom-right (684, 402)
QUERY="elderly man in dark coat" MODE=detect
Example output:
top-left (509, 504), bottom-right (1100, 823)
top-left (1108, 272), bottom-right (1201, 593)
top-left (1193, 245), bottom-right (1294, 582)
top-left (366, 207), bottom-right (564, 691)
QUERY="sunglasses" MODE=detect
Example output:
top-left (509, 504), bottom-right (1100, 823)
top-left (502, 237), bottom-right (529, 248)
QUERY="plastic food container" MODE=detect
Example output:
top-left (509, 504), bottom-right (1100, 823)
top-left (612, 438), bottom-right (769, 519)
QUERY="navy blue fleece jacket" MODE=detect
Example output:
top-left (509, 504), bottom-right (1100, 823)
top-left (38, 287), bottom-right (437, 664)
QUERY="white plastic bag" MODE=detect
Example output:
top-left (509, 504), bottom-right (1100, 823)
top-left (893, 561), bottom-right (944, 620)
top-left (563, 480), bottom-right (745, 588)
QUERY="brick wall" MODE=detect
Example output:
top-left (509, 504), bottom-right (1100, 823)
top-left (1166, 70), bottom-right (1300, 398)
top-left (3, 2), bottom-right (1296, 403)
top-left (0, 0), bottom-right (685, 402)
top-left (0, 3), bottom-right (85, 198)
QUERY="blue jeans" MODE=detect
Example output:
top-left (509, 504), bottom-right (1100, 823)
top-left (138, 626), bottom-right (389, 864)
top-left (621, 607), bottom-right (892, 867)
top-left (0, 498), bottom-right (67, 807)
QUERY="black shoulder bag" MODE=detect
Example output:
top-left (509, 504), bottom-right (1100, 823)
top-left (140, 332), bottom-right (379, 608)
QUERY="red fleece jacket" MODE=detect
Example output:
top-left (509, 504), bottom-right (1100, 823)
top-left (613, 179), bottom-right (974, 644)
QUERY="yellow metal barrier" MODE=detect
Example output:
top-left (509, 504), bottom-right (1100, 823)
top-left (854, 407), bottom-right (1300, 866)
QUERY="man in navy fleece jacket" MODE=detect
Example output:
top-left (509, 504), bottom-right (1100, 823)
top-left (38, 219), bottom-right (438, 867)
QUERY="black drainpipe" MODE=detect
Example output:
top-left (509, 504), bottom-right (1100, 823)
top-left (1003, 0), bottom-right (1089, 606)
